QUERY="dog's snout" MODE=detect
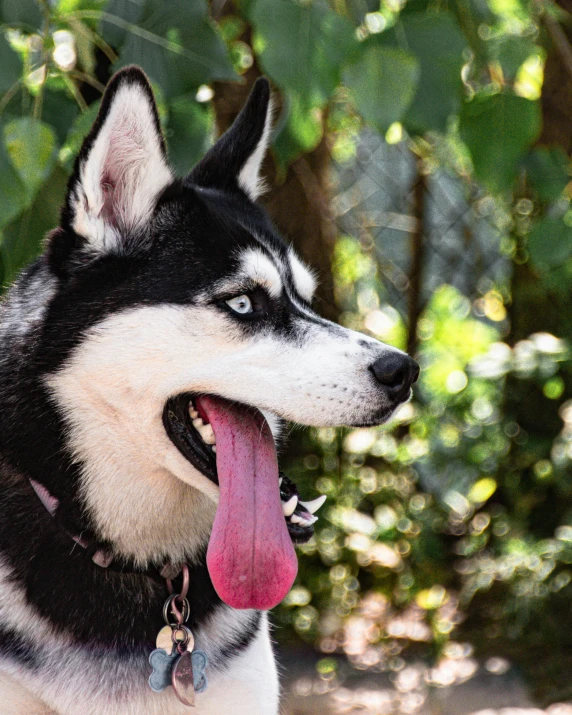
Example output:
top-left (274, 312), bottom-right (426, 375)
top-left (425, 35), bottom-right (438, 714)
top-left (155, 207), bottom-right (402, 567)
top-left (370, 353), bottom-right (419, 397)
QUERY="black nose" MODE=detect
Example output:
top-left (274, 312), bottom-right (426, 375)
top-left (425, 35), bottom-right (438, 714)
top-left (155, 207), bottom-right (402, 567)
top-left (370, 353), bottom-right (419, 398)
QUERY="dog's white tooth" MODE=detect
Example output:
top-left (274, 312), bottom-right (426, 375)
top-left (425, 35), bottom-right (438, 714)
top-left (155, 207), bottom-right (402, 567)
top-left (279, 477), bottom-right (283, 487)
top-left (192, 418), bottom-right (204, 429)
top-left (200, 425), bottom-right (216, 445)
top-left (282, 495), bottom-right (297, 517)
top-left (189, 409), bottom-right (198, 419)
top-left (300, 495), bottom-right (327, 514)
top-left (212, 446), bottom-right (217, 453)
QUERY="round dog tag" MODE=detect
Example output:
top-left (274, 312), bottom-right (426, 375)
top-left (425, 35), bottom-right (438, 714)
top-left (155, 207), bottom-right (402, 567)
top-left (156, 625), bottom-right (174, 654)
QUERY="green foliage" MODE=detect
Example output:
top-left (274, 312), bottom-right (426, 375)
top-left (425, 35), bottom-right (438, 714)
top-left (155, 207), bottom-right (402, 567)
top-left (0, 33), bottom-right (22, 92)
top-left (344, 44), bottom-right (420, 133)
top-left (525, 147), bottom-right (570, 203)
top-left (0, 0), bottom-right (564, 283)
top-left (528, 215), bottom-right (572, 269)
top-left (248, 0), bottom-right (357, 106)
top-left (460, 92), bottom-right (541, 194)
top-left (5, 117), bottom-right (56, 197)
top-left (388, 13), bottom-right (468, 133)
top-left (0, 0), bottom-right (571, 693)
top-left (103, 0), bottom-right (236, 97)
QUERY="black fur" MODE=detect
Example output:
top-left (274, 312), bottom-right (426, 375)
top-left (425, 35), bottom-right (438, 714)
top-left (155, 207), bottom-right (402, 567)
top-left (0, 68), bottom-right (287, 696)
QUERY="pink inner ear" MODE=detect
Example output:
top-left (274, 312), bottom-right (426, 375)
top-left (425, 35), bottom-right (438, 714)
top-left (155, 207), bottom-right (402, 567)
top-left (101, 175), bottom-right (118, 227)
top-left (96, 105), bottom-right (160, 230)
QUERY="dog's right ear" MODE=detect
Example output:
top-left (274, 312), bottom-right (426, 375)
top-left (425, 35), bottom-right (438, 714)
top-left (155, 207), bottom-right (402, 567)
top-left (50, 66), bottom-right (172, 273)
top-left (187, 77), bottom-right (273, 201)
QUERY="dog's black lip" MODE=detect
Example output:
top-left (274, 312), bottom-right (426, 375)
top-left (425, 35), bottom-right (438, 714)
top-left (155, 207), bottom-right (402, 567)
top-left (163, 393), bottom-right (218, 485)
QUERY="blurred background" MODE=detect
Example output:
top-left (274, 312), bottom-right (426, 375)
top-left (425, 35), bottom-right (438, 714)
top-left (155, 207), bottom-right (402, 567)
top-left (1, 0), bottom-right (572, 712)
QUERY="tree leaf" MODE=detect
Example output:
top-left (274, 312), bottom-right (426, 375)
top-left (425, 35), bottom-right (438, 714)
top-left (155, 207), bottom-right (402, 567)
top-left (103, 0), bottom-right (236, 98)
top-left (491, 35), bottom-right (536, 81)
top-left (166, 96), bottom-right (214, 175)
top-left (0, 32), bottom-right (22, 93)
top-left (60, 101), bottom-right (100, 171)
top-left (1, 164), bottom-right (69, 286)
top-left (459, 92), bottom-right (541, 193)
top-left (397, 13), bottom-right (467, 133)
top-left (40, 89), bottom-right (80, 145)
top-left (524, 147), bottom-right (570, 203)
top-left (528, 215), bottom-right (572, 269)
top-left (4, 118), bottom-right (57, 200)
top-left (343, 44), bottom-right (420, 133)
top-left (0, 130), bottom-right (28, 229)
top-left (0, 0), bottom-right (42, 29)
top-left (248, 0), bottom-right (358, 106)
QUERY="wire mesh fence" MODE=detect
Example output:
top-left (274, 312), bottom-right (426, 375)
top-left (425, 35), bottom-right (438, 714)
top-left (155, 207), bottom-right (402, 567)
top-left (331, 131), bottom-right (511, 326)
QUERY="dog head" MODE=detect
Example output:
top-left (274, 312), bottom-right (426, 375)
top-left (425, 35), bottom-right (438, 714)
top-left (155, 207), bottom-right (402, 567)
top-left (36, 68), bottom-right (418, 608)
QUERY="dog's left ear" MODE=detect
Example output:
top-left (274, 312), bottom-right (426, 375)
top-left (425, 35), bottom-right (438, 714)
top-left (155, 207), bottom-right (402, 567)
top-left (59, 66), bottom-right (172, 258)
top-left (188, 78), bottom-right (273, 200)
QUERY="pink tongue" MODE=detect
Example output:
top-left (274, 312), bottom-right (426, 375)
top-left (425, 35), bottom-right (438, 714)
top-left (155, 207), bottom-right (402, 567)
top-left (197, 396), bottom-right (298, 610)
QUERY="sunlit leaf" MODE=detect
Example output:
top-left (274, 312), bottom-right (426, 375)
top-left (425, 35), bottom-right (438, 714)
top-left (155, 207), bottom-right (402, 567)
top-left (468, 477), bottom-right (497, 503)
top-left (4, 118), bottom-right (57, 199)
top-left (460, 92), bottom-right (541, 193)
top-left (344, 44), bottom-right (420, 133)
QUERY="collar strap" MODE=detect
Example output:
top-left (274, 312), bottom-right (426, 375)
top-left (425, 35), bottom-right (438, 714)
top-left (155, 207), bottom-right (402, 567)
top-left (28, 478), bottom-right (182, 580)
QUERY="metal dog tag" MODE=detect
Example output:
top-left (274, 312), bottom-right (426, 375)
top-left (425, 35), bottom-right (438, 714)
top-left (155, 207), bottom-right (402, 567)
top-left (172, 650), bottom-right (195, 707)
top-left (156, 625), bottom-right (175, 654)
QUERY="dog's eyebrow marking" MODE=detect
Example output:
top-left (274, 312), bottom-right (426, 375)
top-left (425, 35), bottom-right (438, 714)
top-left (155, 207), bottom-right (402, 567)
top-left (288, 248), bottom-right (316, 302)
top-left (240, 248), bottom-right (282, 297)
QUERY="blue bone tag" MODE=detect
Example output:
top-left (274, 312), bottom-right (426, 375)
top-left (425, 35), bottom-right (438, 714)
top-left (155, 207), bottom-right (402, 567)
top-left (149, 648), bottom-right (208, 694)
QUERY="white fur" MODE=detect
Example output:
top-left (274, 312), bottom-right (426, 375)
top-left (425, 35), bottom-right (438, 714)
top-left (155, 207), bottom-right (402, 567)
top-left (288, 248), bottom-right (316, 302)
top-left (237, 98), bottom-right (274, 200)
top-left (240, 248), bottom-right (282, 297)
top-left (71, 82), bottom-right (172, 254)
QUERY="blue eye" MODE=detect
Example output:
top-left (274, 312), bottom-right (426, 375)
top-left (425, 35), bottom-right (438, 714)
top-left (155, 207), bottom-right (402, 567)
top-left (226, 295), bottom-right (253, 315)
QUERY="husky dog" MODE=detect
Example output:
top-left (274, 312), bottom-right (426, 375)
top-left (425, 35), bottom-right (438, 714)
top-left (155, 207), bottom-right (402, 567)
top-left (0, 67), bottom-right (418, 714)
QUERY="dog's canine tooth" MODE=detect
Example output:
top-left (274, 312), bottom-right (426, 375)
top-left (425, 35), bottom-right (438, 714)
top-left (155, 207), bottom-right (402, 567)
top-left (212, 446), bottom-right (217, 453)
top-left (291, 513), bottom-right (318, 526)
top-left (282, 495), bottom-right (297, 517)
top-left (192, 417), bottom-right (204, 429)
top-left (278, 477), bottom-right (283, 487)
top-left (189, 409), bottom-right (199, 419)
top-left (300, 495), bottom-right (326, 514)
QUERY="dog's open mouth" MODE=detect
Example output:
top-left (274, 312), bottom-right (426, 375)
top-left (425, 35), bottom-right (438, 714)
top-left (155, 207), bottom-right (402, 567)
top-left (163, 394), bottom-right (325, 610)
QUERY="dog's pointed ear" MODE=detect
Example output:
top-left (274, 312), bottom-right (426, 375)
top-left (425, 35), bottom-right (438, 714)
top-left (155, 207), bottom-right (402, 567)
top-left (61, 66), bottom-right (172, 256)
top-left (188, 78), bottom-right (273, 200)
